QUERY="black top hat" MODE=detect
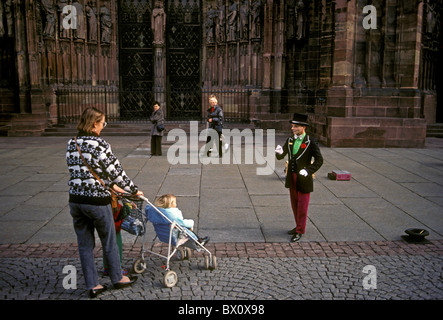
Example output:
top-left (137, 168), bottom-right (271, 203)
top-left (290, 113), bottom-right (309, 126)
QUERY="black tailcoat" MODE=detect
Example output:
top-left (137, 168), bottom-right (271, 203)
top-left (276, 135), bottom-right (323, 193)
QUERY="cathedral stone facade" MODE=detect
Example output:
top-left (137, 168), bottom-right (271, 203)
top-left (0, 0), bottom-right (441, 147)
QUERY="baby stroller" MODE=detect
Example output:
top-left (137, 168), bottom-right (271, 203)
top-left (121, 195), bottom-right (216, 288)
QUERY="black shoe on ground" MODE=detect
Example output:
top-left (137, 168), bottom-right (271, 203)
top-left (89, 285), bottom-right (108, 298)
top-left (199, 236), bottom-right (210, 246)
top-left (287, 228), bottom-right (297, 235)
top-left (113, 275), bottom-right (138, 289)
top-left (290, 233), bottom-right (302, 242)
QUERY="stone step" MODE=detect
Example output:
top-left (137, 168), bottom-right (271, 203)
top-left (42, 122), bottom-right (258, 136)
top-left (7, 113), bottom-right (48, 137)
top-left (426, 123), bottom-right (443, 138)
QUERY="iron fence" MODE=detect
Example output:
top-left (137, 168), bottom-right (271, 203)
top-left (55, 86), bottom-right (251, 124)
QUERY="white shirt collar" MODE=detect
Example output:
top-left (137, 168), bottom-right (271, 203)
top-left (294, 133), bottom-right (305, 140)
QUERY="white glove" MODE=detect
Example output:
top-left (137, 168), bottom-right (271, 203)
top-left (299, 169), bottom-right (308, 177)
top-left (275, 145), bottom-right (283, 155)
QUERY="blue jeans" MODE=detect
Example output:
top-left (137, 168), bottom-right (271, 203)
top-left (69, 202), bottom-right (122, 289)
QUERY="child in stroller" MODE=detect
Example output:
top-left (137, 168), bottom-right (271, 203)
top-left (145, 194), bottom-right (209, 250)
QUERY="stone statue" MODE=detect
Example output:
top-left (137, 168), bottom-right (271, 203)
top-left (73, 1), bottom-right (86, 40)
top-left (152, 0), bottom-right (165, 46)
top-left (100, 2), bottom-right (112, 44)
top-left (4, 0), bottom-right (13, 37)
top-left (216, 0), bottom-right (226, 43)
top-left (205, 6), bottom-right (217, 44)
top-left (41, 0), bottom-right (57, 38)
top-left (239, 0), bottom-right (249, 40)
top-left (287, 0), bottom-right (295, 39)
top-left (227, 0), bottom-right (238, 42)
top-left (0, 0), bottom-right (5, 38)
top-left (86, 1), bottom-right (97, 42)
top-left (295, 0), bottom-right (305, 40)
top-left (58, 0), bottom-right (69, 39)
top-left (251, 0), bottom-right (261, 39)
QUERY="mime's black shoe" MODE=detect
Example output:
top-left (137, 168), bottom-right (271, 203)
top-left (290, 233), bottom-right (302, 242)
top-left (287, 228), bottom-right (297, 235)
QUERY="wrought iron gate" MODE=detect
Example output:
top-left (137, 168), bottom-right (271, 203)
top-left (118, 0), bottom-right (154, 120)
top-left (166, 0), bottom-right (202, 120)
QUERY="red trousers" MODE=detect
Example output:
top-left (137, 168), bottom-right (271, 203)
top-left (289, 173), bottom-right (311, 234)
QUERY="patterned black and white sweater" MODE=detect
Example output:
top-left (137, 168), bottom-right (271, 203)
top-left (66, 133), bottom-right (139, 205)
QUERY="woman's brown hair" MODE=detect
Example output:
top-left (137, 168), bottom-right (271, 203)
top-left (76, 107), bottom-right (105, 134)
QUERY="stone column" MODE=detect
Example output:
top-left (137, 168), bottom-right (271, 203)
top-left (328, 0), bottom-right (356, 119)
top-left (152, 0), bottom-right (166, 108)
top-left (262, 0), bottom-right (273, 89)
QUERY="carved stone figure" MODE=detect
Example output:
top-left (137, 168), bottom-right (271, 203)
top-left (287, 0), bottom-right (296, 39)
top-left (152, 0), bottom-right (165, 46)
top-left (216, 0), bottom-right (226, 43)
top-left (227, 0), bottom-right (238, 42)
top-left (295, 0), bottom-right (305, 40)
top-left (73, 1), bottom-right (86, 40)
top-left (86, 1), bottom-right (97, 42)
top-left (58, 0), bottom-right (69, 39)
top-left (0, 0), bottom-right (5, 38)
top-left (4, 0), bottom-right (13, 37)
top-left (205, 6), bottom-right (217, 44)
top-left (100, 2), bottom-right (112, 44)
top-left (251, 0), bottom-right (261, 39)
top-left (41, 0), bottom-right (57, 38)
top-left (239, 0), bottom-right (249, 40)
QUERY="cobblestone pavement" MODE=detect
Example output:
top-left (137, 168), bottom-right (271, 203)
top-left (1, 241), bottom-right (442, 300)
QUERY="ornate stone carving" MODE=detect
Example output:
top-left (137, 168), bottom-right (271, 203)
top-left (86, 1), bottom-right (97, 42)
top-left (216, 0), bottom-right (226, 43)
top-left (205, 6), bottom-right (217, 43)
top-left (152, 0), bottom-right (165, 46)
top-left (72, 1), bottom-right (86, 40)
top-left (251, 0), bottom-right (261, 39)
top-left (41, 0), bottom-right (57, 38)
top-left (100, 2), bottom-right (112, 44)
top-left (227, 0), bottom-right (238, 42)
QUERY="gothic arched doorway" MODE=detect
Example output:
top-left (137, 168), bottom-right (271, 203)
top-left (117, 0), bottom-right (202, 121)
top-left (166, 0), bottom-right (202, 120)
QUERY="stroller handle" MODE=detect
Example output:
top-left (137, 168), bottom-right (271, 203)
top-left (118, 192), bottom-right (149, 202)
top-left (123, 194), bottom-right (194, 238)
top-left (119, 193), bottom-right (169, 223)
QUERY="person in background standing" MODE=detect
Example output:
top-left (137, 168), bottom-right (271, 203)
top-left (206, 94), bottom-right (224, 157)
top-left (150, 101), bottom-right (165, 156)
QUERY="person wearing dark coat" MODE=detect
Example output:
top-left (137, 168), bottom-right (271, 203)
top-left (150, 101), bottom-right (165, 156)
top-left (275, 113), bottom-right (323, 242)
top-left (206, 94), bottom-right (224, 157)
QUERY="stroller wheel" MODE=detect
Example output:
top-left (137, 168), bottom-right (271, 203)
top-left (177, 247), bottom-right (192, 260)
top-left (133, 259), bottom-right (147, 274)
top-left (177, 248), bottom-right (185, 260)
top-left (204, 255), bottom-right (217, 270)
top-left (163, 270), bottom-right (178, 288)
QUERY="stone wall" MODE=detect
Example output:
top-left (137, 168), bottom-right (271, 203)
top-left (284, 0), bottom-right (440, 147)
top-left (1, 0), bottom-right (440, 143)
